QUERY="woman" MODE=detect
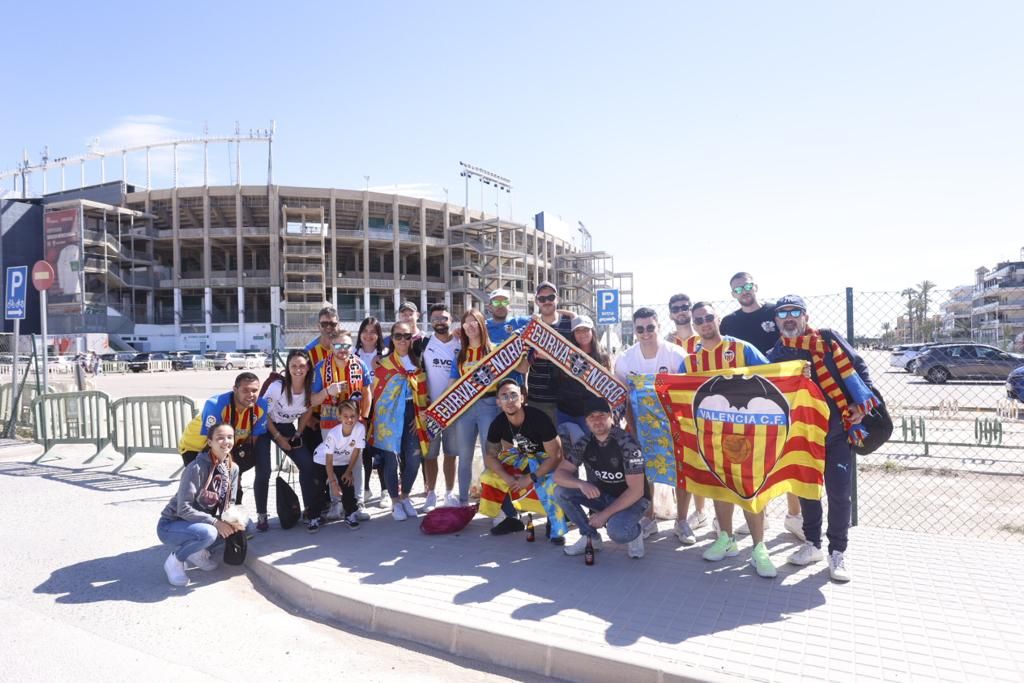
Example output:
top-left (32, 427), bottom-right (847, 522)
top-left (448, 308), bottom-right (500, 505)
top-left (356, 316), bottom-right (388, 508)
top-left (555, 314), bottom-right (612, 446)
top-left (255, 349), bottom-right (316, 530)
top-left (157, 422), bottom-right (244, 587)
top-left (371, 321), bottom-right (430, 521)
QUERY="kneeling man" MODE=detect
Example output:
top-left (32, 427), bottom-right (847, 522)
top-left (554, 396), bottom-right (649, 559)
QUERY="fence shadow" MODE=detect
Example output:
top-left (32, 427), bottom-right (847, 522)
top-left (0, 460), bottom-right (167, 493)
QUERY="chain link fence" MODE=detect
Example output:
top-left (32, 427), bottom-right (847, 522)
top-left (635, 288), bottom-right (1024, 543)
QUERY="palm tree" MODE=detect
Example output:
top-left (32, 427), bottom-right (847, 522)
top-left (917, 280), bottom-right (937, 341)
top-left (901, 287), bottom-right (917, 341)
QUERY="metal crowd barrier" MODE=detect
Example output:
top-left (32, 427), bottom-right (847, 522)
top-left (102, 361), bottom-right (131, 374)
top-left (144, 360), bottom-right (173, 372)
top-left (1, 382), bottom-right (57, 428)
top-left (31, 391), bottom-right (112, 463)
top-left (109, 395), bottom-right (196, 473)
top-left (191, 359), bottom-right (216, 371)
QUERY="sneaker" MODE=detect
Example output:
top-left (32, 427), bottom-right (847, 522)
top-left (564, 534), bottom-right (603, 556)
top-left (163, 552), bottom-right (189, 586)
top-left (702, 532), bottom-right (739, 561)
top-left (687, 509), bottom-right (709, 530)
top-left (829, 551), bottom-right (851, 582)
top-left (788, 541), bottom-right (825, 566)
top-left (379, 491), bottom-right (392, 510)
top-left (392, 503), bottom-right (408, 522)
top-left (354, 506), bottom-right (371, 522)
top-left (444, 492), bottom-right (460, 508)
top-left (344, 513), bottom-right (360, 529)
top-left (323, 501), bottom-right (343, 521)
top-left (186, 549), bottom-right (218, 572)
top-left (490, 517), bottom-right (525, 535)
top-left (421, 490), bottom-right (437, 513)
top-left (256, 513), bottom-right (269, 532)
top-left (363, 488), bottom-right (372, 503)
top-left (673, 519), bottom-right (696, 545)
top-left (307, 517), bottom-right (321, 533)
top-left (627, 534), bottom-right (645, 559)
top-left (640, 516), bottom-right (658, 539)
top-left (401, 498), bottom-right (417, 518)
top-left (750, 542), bottom-right (777, 578)
top-left (784, 514), bottom-right (806, 541)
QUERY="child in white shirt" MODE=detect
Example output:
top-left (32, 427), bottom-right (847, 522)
top-left (310, 400), bottom-right (365, 532)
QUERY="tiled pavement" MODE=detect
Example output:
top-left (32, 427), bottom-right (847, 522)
top-left (249, 499), bottom-right (1024, 683)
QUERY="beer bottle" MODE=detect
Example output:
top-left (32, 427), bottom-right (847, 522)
top-left (526, 513), bottom-right (535, 542)
top-left (584, 537), bottom-right (595, 566)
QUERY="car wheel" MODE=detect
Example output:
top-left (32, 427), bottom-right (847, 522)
top-left (905, 360), bottom-right (917, 373)
top-left (225, 363), bottom-right (234, 370)
top-left (927, 366), bottom-right (950, 384)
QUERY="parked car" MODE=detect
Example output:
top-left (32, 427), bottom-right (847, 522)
top-left (914, 344), bottom-right (1024, 384)
top-left (170, 353), bottom-right (205, 371)
top-left (128, 352), bottom-right (170, 372)
top-left (889, 343), bottom-right (937, 373)
top-left (101, 352), bottom-right (137, 363)
top-left (212, 352), bottom-right (249, 370)
top-left (1007, 366), bottom-right (1024, 402)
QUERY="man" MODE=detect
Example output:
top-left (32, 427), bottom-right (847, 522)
top-left (720, 273), bottom-right (805, 541)
top-left (480, 378), bottom-right (567, 544)
top-left (418, 303), bottom-right (461, 510)
top-left (767, 294), bottom-right (874, 582)
top-left (302, 306), bottom-right (341, 456)
top-left (178, 372), bottom-right (269, 504)
top-left (524, 281), bottom-right (574, 426)
top-left (684, 302), bottom-right (777, 579)
top-left (554, 396), bottom-right (649, 559)
top-left (613, 307), bottom-right (686, 542)
top-left (312, 331), bottom-right (373, 519)
top-left (385, 301), bottom-right (424, 348)
top-left (485, 289), bottom-right (532, 345)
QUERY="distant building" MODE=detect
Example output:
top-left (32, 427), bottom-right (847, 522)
top-left (972, 260), bottom-right (1024, 348)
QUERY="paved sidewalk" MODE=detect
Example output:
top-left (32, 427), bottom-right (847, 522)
top-left (251, 492), bottom-right (1024, 682)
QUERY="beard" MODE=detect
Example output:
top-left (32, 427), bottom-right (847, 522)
top-left (433, 324), bottom-right (450, 335)
top-left (779, 322), bottom-right (805, 338)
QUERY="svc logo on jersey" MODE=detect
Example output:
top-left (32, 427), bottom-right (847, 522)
top-left (761, 321), bottom-right (777, 333)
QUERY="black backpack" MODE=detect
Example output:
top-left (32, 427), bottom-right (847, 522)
top-left (275, 475), bottom-right (302, 529)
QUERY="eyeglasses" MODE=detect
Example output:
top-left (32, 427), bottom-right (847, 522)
top-left (319, 321), bottom-right (339, 328)
top-left (775, 309), bottom-right (804, 319)
top-left (692, 313), bottom-right (717, 325)
top-left (429, 317), bottom-right (449, 324)
top-left (536, 294), bottom-right (557, 303)
top-left (670, 303), bottom-right (691, 313)
top-left (497, 393), bottom-right (522, 402)
top-left (332, 342), bottom-right (352, 351)
top-left (732, 282), bottom-right (756, 295)
top-left (490, 298), bottom-right (510, 307)
top-left (635, 324), bottom-right (657, 334)
top-left (391, 333), bottom-right (413, 342)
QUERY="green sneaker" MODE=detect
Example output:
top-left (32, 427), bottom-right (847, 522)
top-left (702, 531), bottom-right (738, 561)
top-left (750, 542), bottom-right (777, 578)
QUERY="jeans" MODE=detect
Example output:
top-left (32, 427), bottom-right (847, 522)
top-left (157, 517), bottom-right (223, 561)
top-left (382, 402), bottom-right (422, 498)
top-left (801, 427), bottom-right (855, 554)
top-left (311, 463), bottom-right (358, 518)
top-left (451, 396), bottom-right (499, 503)
top-left (256, 422), bottom-right (316, 516)
top-left (555, 487), bottom-right (650, 543)
top-left (363, 446), bottom-right (386, 492)
top-left (556, 410), bottom-right (589, 448)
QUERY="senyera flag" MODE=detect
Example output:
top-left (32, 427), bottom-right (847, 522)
top-left (653, 361), bottom-right (829, 514)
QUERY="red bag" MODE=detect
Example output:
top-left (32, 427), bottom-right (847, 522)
top-left (419, 504), bottom-right (478, 535)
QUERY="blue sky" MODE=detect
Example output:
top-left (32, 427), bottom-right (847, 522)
top-left (3, 1), bottom-right (1023, 308)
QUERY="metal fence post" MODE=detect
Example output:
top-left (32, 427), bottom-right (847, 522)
top-left (846, 286), bottom-right (859, 527)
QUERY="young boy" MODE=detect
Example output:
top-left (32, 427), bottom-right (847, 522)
top-left (310, 400), bottom-right (364, 532)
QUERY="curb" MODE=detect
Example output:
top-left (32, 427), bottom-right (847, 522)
top-left (247, 555), bottom-right (731, 683)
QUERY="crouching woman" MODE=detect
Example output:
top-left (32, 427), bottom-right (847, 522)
top-left (157, 422), bottom-right (245, 586)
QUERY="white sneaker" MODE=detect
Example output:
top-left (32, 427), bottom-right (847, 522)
top-left (788, 541), bottom-right (825, 566)
top-left (323, 501), bottom-right (343, 521)
top-left (444, 492), bottom-right (460, 508)
top-left (784, 514), bottom-right (806, 541)
top-left (379, 491), bottom-right (392, 510)
top-left (673, 519), bottom-right (696, 545)
top-left (563, 534), bottom-right (603, 556)
top-left (354, 506), bottom-right (371, 522)
top-left (639, 516), bottom-right (657, 539)
top-left (421, 490), bottom-right (437, 513)
top-left (829, 551), bottom-right (851, 582)
top-left (392, 503), bottom-right (408, 521)
top-left (687, 509), bottom-right (709, 530)
top-left (163, 552), bottom-right (189, 586)
top-left (186, 548), bottom-right (218, 571)
top-left (627, 534), bottom-right (645, 559)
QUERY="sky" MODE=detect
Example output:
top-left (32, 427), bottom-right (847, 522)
top-left (3, 1), bottom-right (1023, 308)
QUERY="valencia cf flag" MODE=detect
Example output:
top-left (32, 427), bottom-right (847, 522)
top-left (654, 361), bottom-right (829, 513)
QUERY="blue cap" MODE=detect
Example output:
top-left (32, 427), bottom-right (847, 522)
top-left (775, 294), bottom-right (807, 311)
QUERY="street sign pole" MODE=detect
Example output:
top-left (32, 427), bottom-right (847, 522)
top-left (31, 260), bottom-right (56, 395)
top-left (39, 289), bottom-right (48, 394)
top-left (4, 265), bottom-right (28, 437)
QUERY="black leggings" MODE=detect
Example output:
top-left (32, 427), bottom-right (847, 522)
top-left (311, 463), bottom-right (358, 518)
top-left (362, 445), bottom-right (387, 492)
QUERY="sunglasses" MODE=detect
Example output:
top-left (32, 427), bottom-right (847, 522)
top-left (670, 303), bottom-right (691, 313)
top-left (391, 333), bottom-right (413, 342)
top-left (319, 321), bottom-right (339, 328)
top-left (732, 282), bottom-right (756, 295)
top-left (635, 324), bottom-right (657, 334)
top-left (497, 393), bottom-right (522, 402)
top-left (332, 342), bottom-right (352, 351)
top-left (775, 309), bottom-right (804, 319)
top-left (692, 313), bottom-right (717, 325)
top-left (536, 294), bottom-right (557, 303)
top-left (429, 317), bottom-right (449, 324)
top-left (490, 298), bottom-right (510, 306)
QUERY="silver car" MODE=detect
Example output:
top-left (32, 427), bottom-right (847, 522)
top-left (915, 344), bottom-right (1024, 384)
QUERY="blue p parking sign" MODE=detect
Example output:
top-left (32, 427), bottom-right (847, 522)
top-left (5, 266), bottom-right (28, 320)
top-left (596, 289), bottom-right (619, 325)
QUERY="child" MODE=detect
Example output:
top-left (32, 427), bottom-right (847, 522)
top-left (309, 400), bottom-right (364, 532)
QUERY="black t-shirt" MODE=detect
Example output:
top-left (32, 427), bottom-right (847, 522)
top-left (566, 426), bottom-right (648, 499)
top-left (526, 314), bottom-right (573, 403)
top-left (486, 405), bottom-right (558, 459)
top-left (720, 303), bottom-right (779, 354)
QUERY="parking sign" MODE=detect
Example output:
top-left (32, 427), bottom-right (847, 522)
top-left (5, 266), bottom-right (28, 320)
top-left (596, 289), bottom-right (619, 325)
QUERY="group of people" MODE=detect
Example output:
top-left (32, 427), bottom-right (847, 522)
top-left (158, 273), bottom-right (874, 588)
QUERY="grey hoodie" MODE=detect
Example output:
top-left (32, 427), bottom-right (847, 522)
top-left (160, 451), bottom-right (239, 524)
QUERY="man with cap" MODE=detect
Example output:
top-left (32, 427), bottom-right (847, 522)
top-left (485, 289), bottom-right (531, 345)
top-left (524, 281), bottom-right (575, 427)
top-left (384, 301), bottom-right (424, 349)
top-left (554, 395), bottom-right (649, 559)
top-left (767, 294), bottom-right (876, 583)
top-left (554, 313), bottom-right (612, 446)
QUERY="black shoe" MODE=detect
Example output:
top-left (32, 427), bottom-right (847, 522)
top-left (491, 517), bottom-right (525, 536)
top-left (307, 518), bottom-right (321, 533)
top-left (549, 535), bottom-right (566, 546)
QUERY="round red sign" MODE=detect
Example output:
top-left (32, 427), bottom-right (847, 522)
top-left (31, 260), bottom-right (55, 291)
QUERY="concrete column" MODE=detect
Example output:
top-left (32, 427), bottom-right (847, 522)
top-left (419, 200), bottom-right (427, 311)
top-left (146, 291), bottom-right (155, 322)
top-left (270, 286), bottom-right (281, 327)
top-left (443, 203), bottom-right (452, 310)
top-left (204, 287), bottom-right (213, 336)
top-left (173, 288), bottom-right (182, 337)
top-left (362, 193), bottom-right (370, 309)
top-left (363, 287), bottom-right (370, 319)
top-left (171, 189), bottom-right (180, 290)
top-left (330, 190), bottom-right (338, 303)
top-left (393, 288), bottom-right (400, 319)
top-left (235, 188), bottom-right (244, 289)
top-left (237, 286), bottom-right (246, 349)
top-left (392, 195), bottom-right (400, 309)
top-left (203, 190), bottom-right (211, 284)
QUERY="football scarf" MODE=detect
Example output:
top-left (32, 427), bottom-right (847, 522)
top-left (370, 353), bottom-right (430, 456)
top-left (478, 447), bottom-right (568, 538)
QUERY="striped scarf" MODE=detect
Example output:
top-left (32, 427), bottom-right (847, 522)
top-left (781, 328), bottom-right (878, 446)
top-left (371, 353), bottom-right (430, 456)
top-left (321, 355), bottom-right (366, 402)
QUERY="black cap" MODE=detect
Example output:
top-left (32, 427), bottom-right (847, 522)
top-left (583, 395), bottom-right (612, 416)
top-left (775, 294), bottom-right (807, 311)
top-left (497, 377), bottom-right (521, 392)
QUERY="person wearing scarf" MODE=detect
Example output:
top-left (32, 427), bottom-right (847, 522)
top-left (370, 321), bottom-right (430, 522)
top-left (767, 294), bottom-right (877, 583)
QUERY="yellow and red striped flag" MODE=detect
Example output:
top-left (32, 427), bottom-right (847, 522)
top-left (654, 361), bottom-right (829, 513)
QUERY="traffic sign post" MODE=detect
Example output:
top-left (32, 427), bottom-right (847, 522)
top-left (596, 289), bottom-right (620, 325)
top-left (32, 261), bottom-right (55, 394)
top-left (4, 266), bottom-right (29, 438)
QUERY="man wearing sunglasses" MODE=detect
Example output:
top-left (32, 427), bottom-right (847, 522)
top-left (418, 303), bottom-right (461, 510)
top-left (301, 306), bottom-right (342, 455)
top-left (525, 281), bottom-right (575, 427)
top-left (614, 308), bottom-right (687, 382)
top-left (665, 293), bottom-right (699, 353)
